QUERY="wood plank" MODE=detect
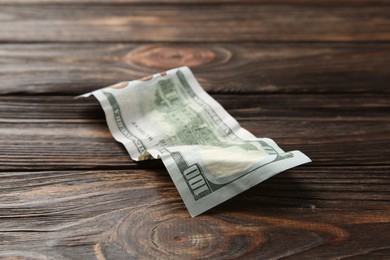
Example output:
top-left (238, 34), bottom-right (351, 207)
top-left (1, 94), bottom-right (389, 121)
top-left (0, 167), bottom-right (389, 258)
top-left (0, 94), bottom-right (388, 170)
top-left (1, 43), bottom-right (390, 95)
top-left (1, 120), bottom-right (388, 169)
top-left (0, 5), bottom-right (390, 42)
top-left (1, 0), bottom-right (389, 5)
top-left (1, 0), bottom-right (388, 258)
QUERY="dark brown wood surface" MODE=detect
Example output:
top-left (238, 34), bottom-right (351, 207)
top-left (2, 43), bottom-right (390, 95)
top-left (1, 4), bottom-right (390, 42)
top-left (1, 0), bottom-right (389, 259)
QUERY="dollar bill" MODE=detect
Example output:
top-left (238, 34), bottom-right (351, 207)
top-left (79, 66), bottom-right (311, 217)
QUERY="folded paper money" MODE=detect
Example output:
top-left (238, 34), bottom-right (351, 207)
top-left (79, 67), bottom-right (311, 217)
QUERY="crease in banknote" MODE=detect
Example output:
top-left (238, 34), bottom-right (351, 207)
top-left (78, 66), bottom-right (311, 217)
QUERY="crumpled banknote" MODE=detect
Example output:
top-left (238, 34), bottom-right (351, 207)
top-left (78, 66), bottom-right (311, 217)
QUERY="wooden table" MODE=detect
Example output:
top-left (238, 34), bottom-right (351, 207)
top-left (1, 0), bottom-right (390, 259)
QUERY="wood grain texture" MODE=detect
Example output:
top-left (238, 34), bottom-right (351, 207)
top-left (1, 0), bottom-right (390, 5)
top-left (1, 43), bottom-right (390, 95)
top-left (0, 167), bottom-right (389, 258)
top-left (0, 166), bottom-right (390, 259)
top-left (0, 94), bottom-right (389, 170)
top-left (0, 4), bottom-right (390, 42)
top-left (1, 0), bottom-right (390, 258)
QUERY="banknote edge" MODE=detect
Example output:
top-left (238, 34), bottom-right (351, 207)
top-left (161, 150), bottom-right (311, 217)
top-left (92, 90), bottom-right (143, 161)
